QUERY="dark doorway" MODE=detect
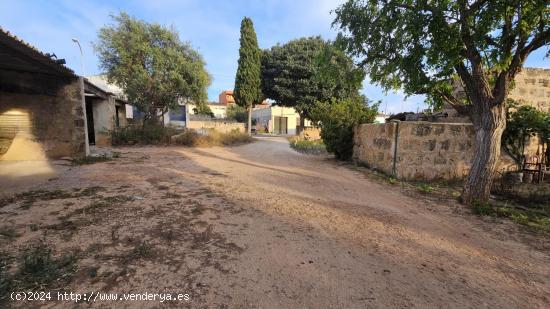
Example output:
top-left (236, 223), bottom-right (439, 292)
top-left (85, 98), bottom-right (95, 145)
top-left (115, 105), bottom-right (120, 128)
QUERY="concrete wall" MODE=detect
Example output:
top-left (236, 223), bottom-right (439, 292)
top-left (91, 96), bottom-right (115, 146)
top-left (0, 73), bottom-right (87, 159)
top-left (186, 120), bottom-right (245, 133)
top-left (89, 97), bottom-right (128, 146)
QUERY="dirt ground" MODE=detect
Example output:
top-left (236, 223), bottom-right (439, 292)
top-left (1, 136), bottom-right (549, 308)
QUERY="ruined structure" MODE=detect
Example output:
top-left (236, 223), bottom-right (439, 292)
top-left (444, 67), bottom-right (550, 122)
top-left (0, 29), bottom-right (88, 159)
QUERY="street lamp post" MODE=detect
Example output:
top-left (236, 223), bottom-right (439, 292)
top-left (71, 38), bottom-right (84, 76)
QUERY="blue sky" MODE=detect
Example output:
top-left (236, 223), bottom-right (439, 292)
top-left (1, 0), bottom-right (548, 114)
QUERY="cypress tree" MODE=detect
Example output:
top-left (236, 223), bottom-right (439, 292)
top-left (234, 17), bottom-right (262, 135)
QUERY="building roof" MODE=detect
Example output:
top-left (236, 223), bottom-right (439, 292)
top-left (0, 28), bottom-right (75, 77)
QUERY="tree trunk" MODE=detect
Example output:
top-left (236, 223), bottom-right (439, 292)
top-left (462, 101), bottom-right (507, 205)
top-left (247, 105), bottom-right (252, 136)
top-left (298, 113), bottom-right (305, 135)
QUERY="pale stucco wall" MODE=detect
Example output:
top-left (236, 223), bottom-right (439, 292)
top-left (252, 106), bottom-right (301, 135)
top-left (186, 120), bottom-right (245, 133)
top-left (91, 97), bottom-right (115, 146)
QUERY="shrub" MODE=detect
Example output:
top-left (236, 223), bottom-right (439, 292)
top-left (289, 139), bottom-right (327, 155)
top-left (109, 124), bottom-right (181, 145)
top-left (309, 95), bottom-right (378, 160)
top-left (502, 101), bottom-right (550, 169)
top-left (226, 104), bottom-right (248, 123)
top-left (172, 129), bottom-right (252, 147)
top-left (471, 201), bottom-right (495, 216)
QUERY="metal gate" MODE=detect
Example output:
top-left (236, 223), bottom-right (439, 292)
top-left (0, 110), bottom-right (32, 155)
top-left (273, 116), bottom-right (288, 135)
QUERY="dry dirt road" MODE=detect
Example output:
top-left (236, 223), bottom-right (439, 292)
top-left (1, 136), bottom-right (549, 308)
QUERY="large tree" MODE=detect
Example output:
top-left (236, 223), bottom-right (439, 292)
top-left (334, 0), bottom-right (549, 204)
top-left (261, 37), bottom-right (364, 131)
top-left (234, 17), bottom-right (262, 135)
top-left (95, 12), bottom-right (211, 126)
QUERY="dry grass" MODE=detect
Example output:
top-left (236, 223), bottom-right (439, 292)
top-left (172, 129), bottom-right (253, 147)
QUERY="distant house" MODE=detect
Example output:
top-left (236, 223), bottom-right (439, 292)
top-left (218, 90), bottom-right (236, 105)
top-left (0, 28), bottom-right (88, 159)
top-left (375, 113), bottom-right (388, 124)
top-left (84, 76), bottom-right (133, 145)
top-left (252, 105), bottom-right (311, 135)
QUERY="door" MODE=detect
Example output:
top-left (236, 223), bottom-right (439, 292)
top-left (85, 98), bottom-right (95, 145)
top-left (273, 116), bottom-right (288, 134)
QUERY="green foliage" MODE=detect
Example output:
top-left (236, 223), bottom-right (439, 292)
top-left (310, 95), bottom-right (378, 160)
top-left (13, 243), bottom-right (75, 291)
top-left (503, 101), bottom-right (550, 168)
top-left (226, 104), bottom-right (248, 122)
top-left (289, 139), bottom-right (327, 155)
top-left (234, 17), bottom-right (262, 109)
top-left (262, 37), bottom-right (364, 121)
top-left (94, 12), bottom-right (211, 121)
top-left (471, 201), bottom-right (496, 216)
top-left (192, 102), bottom-right (214, 118)
top-left (334, 0), bottom-right (549, 204)
top-left (472, 198), bottom-right (550, 233)
top-left (109, 124), bottom-right (180, 145)
top-left (71, 154), bottom-right (112, 165)
top-left (334, 1), bottom-right (549, 109)
top-left (417, 183), bottom-right (435, 194)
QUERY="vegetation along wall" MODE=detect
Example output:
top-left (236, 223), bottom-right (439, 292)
top-left (186, 120), bottom-right (245, 134)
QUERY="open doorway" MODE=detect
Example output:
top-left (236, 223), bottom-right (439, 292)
top-left (85, 97), bottom-right (95, 145)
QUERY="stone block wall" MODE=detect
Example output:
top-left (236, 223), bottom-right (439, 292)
top-left (510, 68), bottom-right (550, 113)
top-left (353, 123), bottom-right (397, 175)
top-left (298, 127), bottom-right (321, 141)
top-left (0, 72), bottom-right (87, 159)
top-left (354, 122), bottom-right (476, 180)
top-left (395, 122), bottom-right (475, 180)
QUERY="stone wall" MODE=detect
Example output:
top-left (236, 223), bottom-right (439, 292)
top-left (298, 127), bottom-right (321, 141)
top-left (447, 67), bottom-right (550, 121)
top-left (0, 74), bottom-right (87, 159)
top-left (354, 122), bottom-right (477, 180)
top-left (353, 123), bottom-right (397, 175)
top-left (511, 68), bottom-right (550, 113)
top-left (353, 121), bottom-right (521, 180)
top-left (186, 120), bottom-right (245, 133)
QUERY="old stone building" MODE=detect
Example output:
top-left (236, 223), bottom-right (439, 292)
top-left (0, 28), bottom-right (88, 159)
top-left (445, 67), bottom-right (550, 121)
top-left (84, 76), bottom-right (130, 146)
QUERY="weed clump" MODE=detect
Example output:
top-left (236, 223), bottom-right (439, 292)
top-left (289, 138), bottom-right (327, 155)
top-left (172, 129), bottom-right (252, 147)
top-left (0, 243), bottom-right (77, 302)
